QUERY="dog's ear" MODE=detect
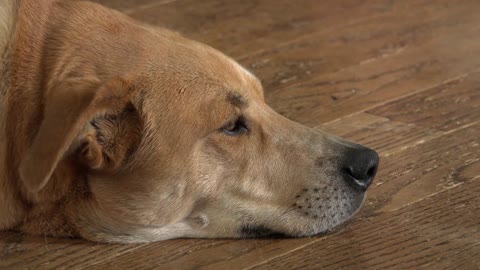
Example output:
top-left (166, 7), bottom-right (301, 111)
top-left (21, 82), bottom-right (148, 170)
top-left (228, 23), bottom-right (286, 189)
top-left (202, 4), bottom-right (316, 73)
top-left (19, 77), bottom-right (142, 193)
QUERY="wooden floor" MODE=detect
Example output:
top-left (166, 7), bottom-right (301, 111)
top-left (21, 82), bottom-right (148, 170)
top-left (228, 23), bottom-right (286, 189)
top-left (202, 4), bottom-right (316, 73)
top-left (2, 0), bottom-right (480, 269)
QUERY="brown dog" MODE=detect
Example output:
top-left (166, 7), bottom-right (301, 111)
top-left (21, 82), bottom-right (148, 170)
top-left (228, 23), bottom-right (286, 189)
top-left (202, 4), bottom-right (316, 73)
top-left (0, 0), bottom-right (379, 243)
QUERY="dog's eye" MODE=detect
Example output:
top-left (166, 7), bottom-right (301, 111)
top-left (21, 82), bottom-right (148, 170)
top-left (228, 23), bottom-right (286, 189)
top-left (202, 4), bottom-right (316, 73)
top-left (222, 117), bottom-right (248, 136)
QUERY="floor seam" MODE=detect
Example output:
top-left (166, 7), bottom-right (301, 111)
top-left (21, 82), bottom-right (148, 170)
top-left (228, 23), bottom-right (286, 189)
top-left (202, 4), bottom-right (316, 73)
top-left (322, 68), bottom-right (480, 126)
top-left (123, 0), bottom-right (179, 14)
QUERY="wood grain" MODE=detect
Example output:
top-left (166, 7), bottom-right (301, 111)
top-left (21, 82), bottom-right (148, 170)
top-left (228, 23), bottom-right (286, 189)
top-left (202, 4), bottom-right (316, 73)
top-left (2, 0), bottom-right (480, 269)
top-left (127, 0), bottom-right (458, 58)
top-left (368, 71), bottom-right (480, 132)
top-left (90, 0), bottom-right (176, 12)
top-left (0, 234), bottom-right (143, 269)
top-left (266, 25), bottom-right (480, 126)
top-left (239, 0), bottom-right (478, 92)
top-left (321, 113), bottom-right (441, 155)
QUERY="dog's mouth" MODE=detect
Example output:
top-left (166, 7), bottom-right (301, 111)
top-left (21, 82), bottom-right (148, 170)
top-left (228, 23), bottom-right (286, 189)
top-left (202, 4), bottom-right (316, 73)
top-left (239, 217), bottom-right (358, 239)
top-left (238, 193), bottom-right (368, 239)
top-left (240, 225), bottom-right (288, 239)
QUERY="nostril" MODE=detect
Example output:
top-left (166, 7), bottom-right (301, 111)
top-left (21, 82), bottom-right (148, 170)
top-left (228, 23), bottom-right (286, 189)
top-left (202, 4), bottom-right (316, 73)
top-left (344, 166), bottom-right (354, 177)
top-left (341, 146), bottom-right (379, 192)
top-left (367, 164), bottom-right (377, 178)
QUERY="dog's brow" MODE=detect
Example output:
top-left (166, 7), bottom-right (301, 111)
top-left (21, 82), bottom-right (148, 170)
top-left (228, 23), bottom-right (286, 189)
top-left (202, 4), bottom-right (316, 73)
top-left (227, 92), bottom-right (248, 108)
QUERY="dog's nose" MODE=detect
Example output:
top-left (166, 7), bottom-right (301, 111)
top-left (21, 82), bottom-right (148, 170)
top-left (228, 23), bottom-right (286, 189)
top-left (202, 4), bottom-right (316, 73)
top-left (342, 147), bottom-right (379, 191)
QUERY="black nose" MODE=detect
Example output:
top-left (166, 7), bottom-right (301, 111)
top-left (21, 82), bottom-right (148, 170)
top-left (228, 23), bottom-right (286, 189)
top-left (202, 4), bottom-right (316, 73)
top-left (342, 146), bottom-right (379, 191)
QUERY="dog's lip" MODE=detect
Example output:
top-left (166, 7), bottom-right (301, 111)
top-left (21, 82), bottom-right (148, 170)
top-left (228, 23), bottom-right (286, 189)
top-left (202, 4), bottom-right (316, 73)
top-left (220, 192), bottom-right (368, 240)
top-left (259, 194), bottom-right (367, 239)
top-left (239, 220), bottom-right (353, 239)
top-left (240, 224), bottom-right (288, 239)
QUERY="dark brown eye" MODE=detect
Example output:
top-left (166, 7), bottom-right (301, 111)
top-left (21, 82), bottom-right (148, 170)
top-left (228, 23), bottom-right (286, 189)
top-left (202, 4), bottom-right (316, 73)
top-left (222, 116), bottom-right (248, 136)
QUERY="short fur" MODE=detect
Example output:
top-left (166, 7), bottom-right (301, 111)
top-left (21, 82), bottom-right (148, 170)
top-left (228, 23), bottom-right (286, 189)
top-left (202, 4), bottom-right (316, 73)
top-left (0, 0), bottom-right (378, 243)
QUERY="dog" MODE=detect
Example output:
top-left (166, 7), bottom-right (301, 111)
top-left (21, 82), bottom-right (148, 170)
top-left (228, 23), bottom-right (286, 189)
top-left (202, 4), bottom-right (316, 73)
top-left (0, 0), bottom-right (379, 243)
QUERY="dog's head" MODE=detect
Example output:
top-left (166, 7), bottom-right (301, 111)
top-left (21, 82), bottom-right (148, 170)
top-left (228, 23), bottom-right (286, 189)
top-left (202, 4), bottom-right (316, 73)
top-left (16, 2), bottom-right (378, 243)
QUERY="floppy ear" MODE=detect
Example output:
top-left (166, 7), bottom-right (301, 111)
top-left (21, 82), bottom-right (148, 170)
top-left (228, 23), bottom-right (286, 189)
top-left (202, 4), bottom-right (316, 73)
top-left (19, 77), bottom-right (140, 193)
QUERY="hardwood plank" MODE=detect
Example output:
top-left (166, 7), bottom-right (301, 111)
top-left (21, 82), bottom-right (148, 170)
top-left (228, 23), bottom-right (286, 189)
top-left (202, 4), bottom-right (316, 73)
top-left (239, 0), bottom-right (477, 92)
top-left (429, 242), bottom-right (480, 270)
top-left (90, 0), bottom-right (173, 12)
top-left (0, 234), bottom-right (143, 269)
top-left (368, 71), bottom-right (480, 132)
top-left (267, 20), bottom-right (480, 126)
top-left (128, 0), bottom-right (448, 58)
top-left (90, 238), bottom-right (313, 270)
top-left (321, 70), bottom-right (480, 156)
top-left (246, 178), bottom-right (480, 270)
top-left (365, 122), bottom-right (480, 214)
top-left (321, 113), bottom-right (441, 155)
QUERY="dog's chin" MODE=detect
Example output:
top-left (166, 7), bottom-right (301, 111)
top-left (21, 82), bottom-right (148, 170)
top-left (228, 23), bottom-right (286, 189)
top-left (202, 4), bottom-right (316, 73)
top-left (239, 193), bottom-right (367, 239)
top-left (307, 192), bottom-right (367, 237)
top-left (315, 193), bottom-right (367, 235)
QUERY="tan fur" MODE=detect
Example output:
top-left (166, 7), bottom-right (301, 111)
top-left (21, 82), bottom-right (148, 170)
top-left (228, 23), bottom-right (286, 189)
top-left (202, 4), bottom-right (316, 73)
top-left (0, 0), bottom-right (22, 231)
top-left (0, 0), bottom-right (16, 53)
top-left (0, 0), bottom-right (378, 243)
